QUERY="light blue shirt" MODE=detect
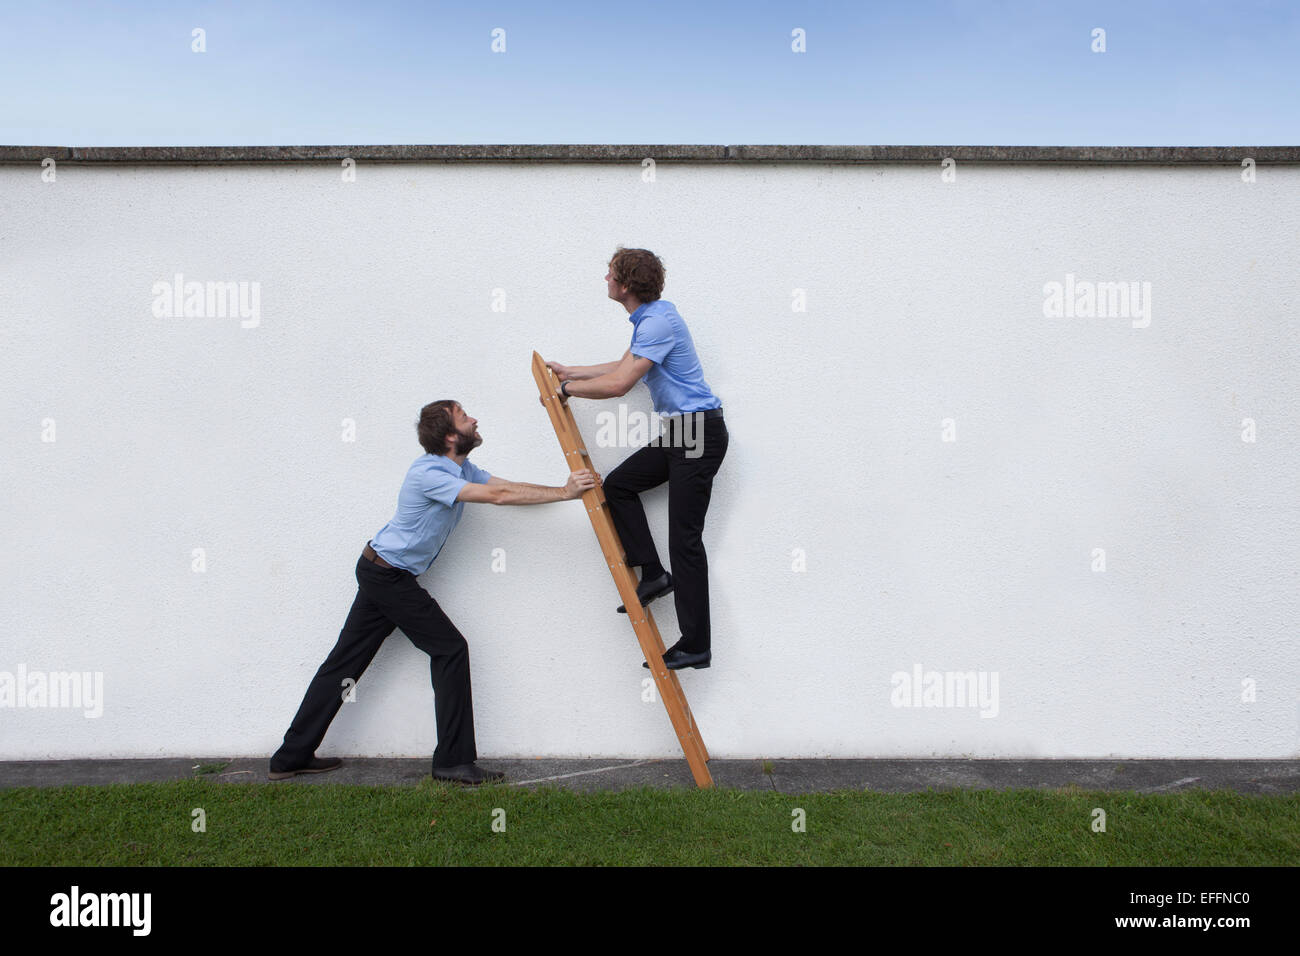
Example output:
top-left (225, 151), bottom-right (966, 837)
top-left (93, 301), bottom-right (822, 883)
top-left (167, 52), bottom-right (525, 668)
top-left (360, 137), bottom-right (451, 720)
top-left (369, 454), bottom-right (492, 575)
top-left (627, 299), bottom-right (722, 414)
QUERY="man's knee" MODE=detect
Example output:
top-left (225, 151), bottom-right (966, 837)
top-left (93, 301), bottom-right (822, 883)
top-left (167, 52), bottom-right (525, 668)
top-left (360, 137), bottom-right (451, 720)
top-left (601, 472), bottom-right (639, 498)
top-left (401, 609), bottom-right (469, 658)
top-left (433, 632), bottom-right (470, 666)
top-left (668, 528), bottom-right (707, 559)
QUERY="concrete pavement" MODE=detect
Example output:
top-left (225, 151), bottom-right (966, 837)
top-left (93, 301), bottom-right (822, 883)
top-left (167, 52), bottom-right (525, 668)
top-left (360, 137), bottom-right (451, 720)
top-left (1, 758), bottom-right (1296, 793)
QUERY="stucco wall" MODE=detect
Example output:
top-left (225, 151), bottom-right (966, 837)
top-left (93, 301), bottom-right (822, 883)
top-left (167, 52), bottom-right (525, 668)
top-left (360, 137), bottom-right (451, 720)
top-left (1, 151), bottom-right (1297, 759)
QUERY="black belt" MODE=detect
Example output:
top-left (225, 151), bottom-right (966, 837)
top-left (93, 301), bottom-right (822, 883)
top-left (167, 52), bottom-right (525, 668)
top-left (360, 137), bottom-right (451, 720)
top-left (663, 407), bottom-right (724, 421)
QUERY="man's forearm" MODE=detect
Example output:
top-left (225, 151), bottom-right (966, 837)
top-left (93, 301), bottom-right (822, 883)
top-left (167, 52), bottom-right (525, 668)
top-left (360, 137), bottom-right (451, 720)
top-left (494, 481), bottom-right (572, 505)
top-left (565, 361), bottom-right (620, 380)
top-left (563, 372), bottom-right (624, 400)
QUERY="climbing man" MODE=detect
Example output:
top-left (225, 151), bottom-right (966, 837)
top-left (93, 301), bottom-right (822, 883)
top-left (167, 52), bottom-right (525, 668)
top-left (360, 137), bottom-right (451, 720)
top-left (543, 247), bottom-right (728, 670)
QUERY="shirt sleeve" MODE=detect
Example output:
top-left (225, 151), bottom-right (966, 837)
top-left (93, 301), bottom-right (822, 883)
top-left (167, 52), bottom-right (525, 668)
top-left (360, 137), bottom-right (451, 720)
top-left (466, 461), bottom-right (492, 484)
top-left (422, 469), bottom-right (469, 508)
top-left (629, 312), bottom-right (675, 365)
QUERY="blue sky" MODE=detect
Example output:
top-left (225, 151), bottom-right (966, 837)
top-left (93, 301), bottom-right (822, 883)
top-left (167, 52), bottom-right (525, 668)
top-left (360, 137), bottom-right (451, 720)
top-left (1, 0), bottom-right (1295, 145)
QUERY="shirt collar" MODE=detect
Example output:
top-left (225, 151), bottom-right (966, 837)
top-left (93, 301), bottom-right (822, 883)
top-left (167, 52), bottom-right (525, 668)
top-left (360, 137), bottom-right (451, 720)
top-left (628, 301), bottom-right (651, 325)
top-left (427, 453), bottom-right (470, 475)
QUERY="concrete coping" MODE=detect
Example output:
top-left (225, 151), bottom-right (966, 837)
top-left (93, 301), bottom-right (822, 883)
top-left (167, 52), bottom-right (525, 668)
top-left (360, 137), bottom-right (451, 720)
top-left (0, 144), bottom-right (1297, 165)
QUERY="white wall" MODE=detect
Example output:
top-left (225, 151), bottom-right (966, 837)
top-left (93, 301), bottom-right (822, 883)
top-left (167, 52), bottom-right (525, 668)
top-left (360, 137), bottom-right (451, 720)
top-left (1, 159), bottom-right (1297, 760)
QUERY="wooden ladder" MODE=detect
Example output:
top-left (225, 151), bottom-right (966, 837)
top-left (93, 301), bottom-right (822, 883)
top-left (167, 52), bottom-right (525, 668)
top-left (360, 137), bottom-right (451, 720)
top-left (531, 351), bottom-right (713, 788)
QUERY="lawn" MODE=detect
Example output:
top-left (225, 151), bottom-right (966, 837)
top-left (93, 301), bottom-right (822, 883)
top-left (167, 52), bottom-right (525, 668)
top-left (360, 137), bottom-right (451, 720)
top-left (1, 781), bottom-right (1295, 866)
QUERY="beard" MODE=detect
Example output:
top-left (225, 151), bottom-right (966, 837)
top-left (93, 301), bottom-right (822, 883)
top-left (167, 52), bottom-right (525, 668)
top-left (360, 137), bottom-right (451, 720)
top-left (453, 428), bottom-right (482, 455)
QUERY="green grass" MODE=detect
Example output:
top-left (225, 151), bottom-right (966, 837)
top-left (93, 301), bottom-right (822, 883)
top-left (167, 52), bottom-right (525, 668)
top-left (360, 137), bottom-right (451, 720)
top-left (2, 782), bottom-right (1295, 866)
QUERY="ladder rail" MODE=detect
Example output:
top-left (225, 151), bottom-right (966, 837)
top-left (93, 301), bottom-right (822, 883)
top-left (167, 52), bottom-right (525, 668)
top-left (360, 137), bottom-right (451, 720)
top-left (531, 351), bottom-right (712, 787)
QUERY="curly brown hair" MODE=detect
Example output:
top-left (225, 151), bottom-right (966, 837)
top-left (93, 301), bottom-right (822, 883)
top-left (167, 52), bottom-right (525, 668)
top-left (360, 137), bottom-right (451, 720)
top-left (417, 400), bottom-right (460, 455)
top-left (609, 247), bottom-right (665, 303)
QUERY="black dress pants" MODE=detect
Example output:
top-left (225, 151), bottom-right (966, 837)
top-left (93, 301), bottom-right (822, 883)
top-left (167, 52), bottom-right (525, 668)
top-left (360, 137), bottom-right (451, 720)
top-left (271, 549), bottom-right (477, 771)
top-left (602, 412), bottom-right (729, 653)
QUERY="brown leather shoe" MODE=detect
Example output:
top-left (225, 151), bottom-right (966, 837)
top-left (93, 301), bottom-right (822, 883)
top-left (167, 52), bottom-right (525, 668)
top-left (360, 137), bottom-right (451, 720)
top-left (268, 756), bottom-right (344, 780)
top-left (431, 763), bottom-right (507, 785)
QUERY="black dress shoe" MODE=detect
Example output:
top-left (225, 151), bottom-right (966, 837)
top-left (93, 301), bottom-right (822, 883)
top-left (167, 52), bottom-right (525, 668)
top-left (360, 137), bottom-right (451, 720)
top-left (617, 572), bottom-right (673, 613)
top-left (268, 756), bottom-right (344, 780)
top-left (642, 644), bottom-right (711, 670)
top-left (431, 763), bottom-right (507, 786)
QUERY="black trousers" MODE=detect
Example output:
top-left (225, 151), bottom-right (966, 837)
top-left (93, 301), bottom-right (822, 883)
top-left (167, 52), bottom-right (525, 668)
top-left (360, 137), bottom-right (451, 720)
top-left (603, 412), bottom-right (729, 653)
top-left (271, 549), bottom-right (477, 771)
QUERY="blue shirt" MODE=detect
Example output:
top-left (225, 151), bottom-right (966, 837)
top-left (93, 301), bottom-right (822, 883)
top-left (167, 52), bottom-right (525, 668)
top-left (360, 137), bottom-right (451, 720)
top-left (627, 299), bottom-right (722, 414)
top-left (369, 454), bottom-right (492, 575)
